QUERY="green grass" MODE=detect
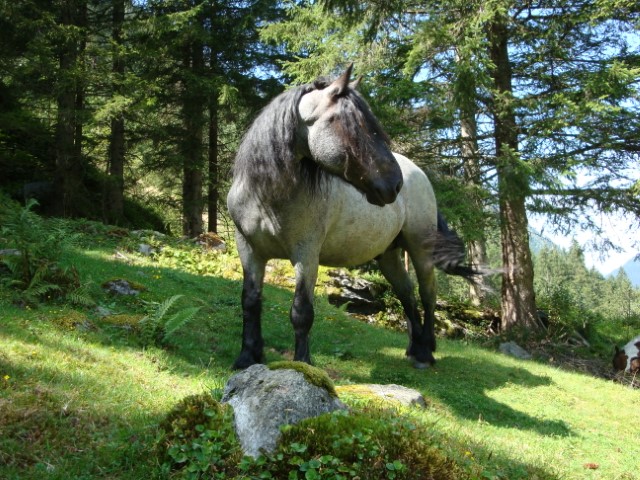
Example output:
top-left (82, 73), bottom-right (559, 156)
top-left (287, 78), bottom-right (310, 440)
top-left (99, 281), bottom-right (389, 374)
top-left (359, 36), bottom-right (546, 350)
top-left (1, 224), bottom-right (639, 479)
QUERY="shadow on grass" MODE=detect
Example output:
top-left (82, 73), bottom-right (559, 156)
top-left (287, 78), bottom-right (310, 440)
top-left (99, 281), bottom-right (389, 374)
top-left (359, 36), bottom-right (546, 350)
top-left (353, 349), bottom-right (572, 437)
top-left (0, 245), bottom-right (570, 479)
top-left (0, 346), bottom-right (171, 479)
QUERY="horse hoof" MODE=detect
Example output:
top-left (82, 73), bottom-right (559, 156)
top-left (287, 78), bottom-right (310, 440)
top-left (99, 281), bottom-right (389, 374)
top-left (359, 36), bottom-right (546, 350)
top-left (232, 352), bottom-right (264, 370)
top-left (232, 360), bottom-right (254, 370)
top-left (413, 361), bottom-right (431, 370)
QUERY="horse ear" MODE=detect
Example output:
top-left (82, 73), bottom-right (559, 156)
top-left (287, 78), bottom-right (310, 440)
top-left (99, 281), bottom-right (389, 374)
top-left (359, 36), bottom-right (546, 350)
top-left (350, 75), bottom-right (362, 90)
top-left (329, 63), bottom-right (354, 98)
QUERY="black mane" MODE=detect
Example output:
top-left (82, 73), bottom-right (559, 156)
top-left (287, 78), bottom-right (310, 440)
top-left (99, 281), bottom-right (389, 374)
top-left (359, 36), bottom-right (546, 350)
top-left (232, 77), bottom-right (391, 203)
top-left (232, 83), bottom-right (322, 202)
top-left (332, 89), bottom-right (390, 166)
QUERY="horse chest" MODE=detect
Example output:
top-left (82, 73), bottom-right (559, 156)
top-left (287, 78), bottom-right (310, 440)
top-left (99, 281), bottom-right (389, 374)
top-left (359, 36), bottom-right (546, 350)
top-left (319, 193), bottom-right (405, 267)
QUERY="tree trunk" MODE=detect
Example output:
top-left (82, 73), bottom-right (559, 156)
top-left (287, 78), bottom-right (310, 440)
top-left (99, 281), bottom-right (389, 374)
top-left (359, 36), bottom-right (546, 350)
top-left (488, 14), bottom-right (539, 331)
top-left (460, 116), bottom-right (490, 305)
top-left (457, 48), bottom-right (490, 305)
top-left (181, 39), bottom-right (205, 238)
top-left (207, 91), bottom-right (219, 233)
top-left (104, 0), bottom-right (126, 225)
top-left (54, 0), bottom-right (86, 218)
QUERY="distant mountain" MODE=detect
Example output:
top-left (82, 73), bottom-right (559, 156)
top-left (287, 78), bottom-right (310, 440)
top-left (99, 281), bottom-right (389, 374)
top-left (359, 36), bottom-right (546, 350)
top-left (529, 229), bottom-right (556, 254)
top-left (609, 258), bottom-right (640, 287)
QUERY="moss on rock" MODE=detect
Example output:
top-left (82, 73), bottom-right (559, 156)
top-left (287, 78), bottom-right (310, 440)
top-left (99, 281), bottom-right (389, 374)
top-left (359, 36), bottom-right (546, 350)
top-left (101, 313), bottom-right (144, 329)
top-left (267, 361), bottom-right (337, 398)
top-left (156, 392), bottom-right (241, 469)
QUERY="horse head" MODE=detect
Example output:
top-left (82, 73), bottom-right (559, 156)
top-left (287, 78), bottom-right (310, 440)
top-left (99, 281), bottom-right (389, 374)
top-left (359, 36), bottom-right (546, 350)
top-left (297, 65), bottom-right (403, 206)
top-left (612, 345), bottom-right (628, 371)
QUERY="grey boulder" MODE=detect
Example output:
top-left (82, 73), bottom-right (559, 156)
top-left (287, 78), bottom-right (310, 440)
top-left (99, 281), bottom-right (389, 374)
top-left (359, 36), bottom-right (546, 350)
top-left (221, 364), bottom-right (346, 458)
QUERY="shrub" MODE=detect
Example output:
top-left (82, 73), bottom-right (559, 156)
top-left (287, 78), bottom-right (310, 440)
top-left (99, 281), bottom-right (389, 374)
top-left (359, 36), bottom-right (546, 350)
top-left (157, 393), bottom-right (242, 480)
top-left (249, 408), bottom-right (466, 480)
top-left (536, 284), bottom-right (602, 340)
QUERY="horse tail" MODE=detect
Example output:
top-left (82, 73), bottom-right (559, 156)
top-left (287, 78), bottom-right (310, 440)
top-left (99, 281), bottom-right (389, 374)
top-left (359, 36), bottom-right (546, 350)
top-left (432, 211), bottom-right (481, 280)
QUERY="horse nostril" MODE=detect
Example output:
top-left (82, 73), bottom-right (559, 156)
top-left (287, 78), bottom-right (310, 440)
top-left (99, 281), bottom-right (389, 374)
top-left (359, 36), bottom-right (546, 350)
top-left (395, 178), bottom-right (403, 195)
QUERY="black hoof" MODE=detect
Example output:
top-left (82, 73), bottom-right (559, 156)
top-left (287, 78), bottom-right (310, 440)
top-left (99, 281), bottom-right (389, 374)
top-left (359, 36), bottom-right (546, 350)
top-left (232, 351), bottom-right (264, 370)
top-left (406, 347), bottom-right (435, 368)
top-left (292, 354), bottom-right (313, 365)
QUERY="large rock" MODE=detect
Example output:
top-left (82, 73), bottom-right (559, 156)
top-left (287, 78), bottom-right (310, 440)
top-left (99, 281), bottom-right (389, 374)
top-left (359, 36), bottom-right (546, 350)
top-left (221, 363), bottom-right (346, 458)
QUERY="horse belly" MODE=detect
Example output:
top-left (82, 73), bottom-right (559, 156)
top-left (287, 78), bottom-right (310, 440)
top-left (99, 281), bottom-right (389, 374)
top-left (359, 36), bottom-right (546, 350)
top-left (319, 203), bottom-right (404, 267)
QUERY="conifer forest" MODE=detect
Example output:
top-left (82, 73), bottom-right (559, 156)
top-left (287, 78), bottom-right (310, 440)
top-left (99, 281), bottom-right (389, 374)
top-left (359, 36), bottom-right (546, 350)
top-left (1, 0), bottom-right (639, 331)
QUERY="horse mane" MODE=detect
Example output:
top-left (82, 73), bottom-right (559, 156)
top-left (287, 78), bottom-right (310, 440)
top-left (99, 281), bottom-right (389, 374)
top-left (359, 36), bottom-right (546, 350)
top-left (232, 81), bottom-right (326, 203)
top-left (332, 89), bottom-right (390, 165)
top-left (232, 76), bottom-right (391, 203)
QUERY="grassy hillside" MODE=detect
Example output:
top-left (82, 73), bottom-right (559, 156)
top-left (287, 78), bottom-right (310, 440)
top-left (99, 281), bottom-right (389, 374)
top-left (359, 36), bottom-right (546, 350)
top-left (1, 220), bottom-right (638, 479)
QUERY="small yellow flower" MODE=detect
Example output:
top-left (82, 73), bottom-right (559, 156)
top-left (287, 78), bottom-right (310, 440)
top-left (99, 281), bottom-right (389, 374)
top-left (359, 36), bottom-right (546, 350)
top-left (3, 375), bottom-right (9, 381)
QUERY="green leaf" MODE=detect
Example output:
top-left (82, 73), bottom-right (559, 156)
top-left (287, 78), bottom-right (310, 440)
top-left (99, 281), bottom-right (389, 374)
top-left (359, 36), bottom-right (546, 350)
top-left (304, 469), bottom-right (320, 480)
top-left (162, 306), bottom-right (201, 341)
top-left (290, 443), bottom-right (308, 453)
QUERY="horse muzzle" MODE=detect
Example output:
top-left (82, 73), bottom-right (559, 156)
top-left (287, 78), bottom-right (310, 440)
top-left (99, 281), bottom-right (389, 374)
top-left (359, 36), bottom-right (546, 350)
top-left (365, 175), bottom-right (403, 206)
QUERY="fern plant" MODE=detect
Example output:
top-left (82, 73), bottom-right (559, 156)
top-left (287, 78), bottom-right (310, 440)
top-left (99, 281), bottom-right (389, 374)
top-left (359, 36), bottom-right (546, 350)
top-left (65, 277), bottom-right (97, 307)
top-left (0, 197), bottom-right (92, 306)
top-left (139, 295), bottom-right (201, 347)
top-left (1, 200), bottom-right (69, 276)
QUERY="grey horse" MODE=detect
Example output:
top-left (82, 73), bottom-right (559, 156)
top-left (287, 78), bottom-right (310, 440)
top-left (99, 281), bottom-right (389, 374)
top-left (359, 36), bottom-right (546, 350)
top-left (228, 65), bottom-right (473, 369)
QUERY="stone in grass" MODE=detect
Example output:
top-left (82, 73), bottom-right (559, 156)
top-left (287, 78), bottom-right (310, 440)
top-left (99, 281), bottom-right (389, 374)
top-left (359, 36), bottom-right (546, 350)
top-left (499, 341), bottom-right (532, 360)
top-left (221, 362), bottom-right (346, 458)
top-left (336, 384), bottom-right (427, 408)
top-left (101, 279), bottom-right (145, 296)
top-left (138, 243), bottom-right (156, 256)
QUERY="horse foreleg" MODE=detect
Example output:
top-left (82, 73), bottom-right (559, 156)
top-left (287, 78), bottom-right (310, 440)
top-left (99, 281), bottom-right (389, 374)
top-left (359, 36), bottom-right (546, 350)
top-left (378, 249), bottom-right (435, 368)
top-left (233, 234), bottom-right (266, 369)
top-left (290, 258), bottom-right (318, 364)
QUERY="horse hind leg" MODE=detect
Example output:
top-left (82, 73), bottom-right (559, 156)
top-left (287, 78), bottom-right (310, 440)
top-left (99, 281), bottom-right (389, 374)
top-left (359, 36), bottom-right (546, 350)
top-left (414, 254), bottom-right (437, 355)
top-left (233, 234), bottom-right (267, 369)
top-left (377, 249), bottom-right (435, 368)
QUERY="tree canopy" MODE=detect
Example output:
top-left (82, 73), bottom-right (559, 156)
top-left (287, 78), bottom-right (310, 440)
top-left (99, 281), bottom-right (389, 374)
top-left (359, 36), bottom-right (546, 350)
top-left (1, 0), bottom-right (638, 331)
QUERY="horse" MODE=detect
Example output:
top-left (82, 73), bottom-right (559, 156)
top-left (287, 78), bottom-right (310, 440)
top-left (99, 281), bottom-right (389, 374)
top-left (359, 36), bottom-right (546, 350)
top-left (227, 65), bottom-right (475, 369)
top-left (613, 335), bottom-right (640, 374)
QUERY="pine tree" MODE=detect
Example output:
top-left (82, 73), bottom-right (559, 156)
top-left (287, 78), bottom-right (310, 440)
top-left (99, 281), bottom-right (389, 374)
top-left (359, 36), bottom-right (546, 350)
top-left (103, 0), bottom-right (127, 225)
top-left (132, 0), bottom-right (285, 236)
